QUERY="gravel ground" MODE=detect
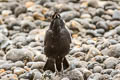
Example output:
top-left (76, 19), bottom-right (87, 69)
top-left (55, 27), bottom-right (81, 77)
top-left (0, 0), bottom-right (120, 80)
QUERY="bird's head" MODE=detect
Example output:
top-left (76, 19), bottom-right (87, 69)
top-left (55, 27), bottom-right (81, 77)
top-left (50, 12), bottom-right (65, 33)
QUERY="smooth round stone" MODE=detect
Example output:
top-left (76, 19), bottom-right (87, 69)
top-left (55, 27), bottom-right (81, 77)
top-left (15, 61), bottom-right (24, 68)
top-left (21, 20), bottom-right (36, 32)
top-left (2, 10), bottom-right (12, 16)
top-left (32, 69), bottom-right (42, 80)
top-left (85, 47), bottom-right (101, 61)
top-left (66, 68), bottom-right (84, 80)
top-left (61, 77), bottom-right (70, 80)
top-left (60, 11), bottom-right (80, 21)
top-left (113, 10), bottom-right (120, 20)
top-left (1, 74), bottom-right (18, 80)
top-left (104, 30), bottom-right (116, 37)
top-left (110, 70), bottom-right (120, 77)
top-left (92, 16), bottom-right (104, 24)
top-left (115, 26), bottom-right (120, 35)
top-left (0, 63), bottom-right (15, 70)
top-left (19, 71), bottom-right (34, 80)
top-left (88, 0), bottom-right (99, 8)
top-left (14, 67), bottom-right (25, 75)
top-left (113, 74), bottom-right (120, 80)
top-left (106, 44), bottom-right (120, 57)
top-left (79, 68), bottom-right (92, 79)
top-left (95, 8), bottom-right (104, 16)
top-left (31, 62), bottom-right (45, 69)
top-left (66, 20), bottom-right (82, 32)
top-left (81, 13), bottom-right (91, 19)
top-left (96, 29), bottom-right (105, 34)
top-left (96, 21), bottom-right (108, 31)
top-left (0, 33), bottom-right (10, 49)
top-left (93, 66), bottom-right (103, 73)
top-left (34, 53), bottom-right (46, 62)
top-left (104, 57), bottom-right (118, 69)
top-left (6, 48), bottom-right (34, 62)
top-left (88, 73), bottom-right (103, 80)
top-left (14, 6), bottom-right (27, 17)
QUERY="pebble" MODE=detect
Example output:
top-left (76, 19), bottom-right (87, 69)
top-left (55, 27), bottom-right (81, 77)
top-left (15, 61), bottom-right (24, 68)
top-left (93, 66), bottom-right (103, 73)
top-left (6, 48), bottom-right (34, 62)
top-left (30, 62), bottom-right (45, 69)
top-left (115, 26), bottom-right (120, 35)
top-left (0, 33), bottom-right (10, 49)
top-left (113, 74), bottom-right (120, 80)
top-left (60, 11), bottom-right (80, 21)
top-left (104, 57), bottom-right (118, 69)
top-left (14, 6), bottom-right (27, 17)
top-left (105, 44), bottom-right (120, 57)
top-left (0, 63), bottom-right (15, 70)
top-left (96, 21), bottom-right (108, 31)
top-left (1, 74), bottom-right (18, 80)
top-left (21, 20), bottom-right (37, 32)
top-left (85, 47), bottom-right (101, 61)
top-left (88, 0), bottom-right (99, 8)
top-left (14, 67), bottom-right (25, 75)
top-left (66, 68), bottom-right (84, 80)
top-left (88, 73), bottom-right (103, 80)
top-left (34, 53), bottom-right (46, 62)
top-left (113, 10), bottom-right (120, 20)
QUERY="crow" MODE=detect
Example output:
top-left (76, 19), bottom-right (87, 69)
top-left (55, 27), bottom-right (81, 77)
top-left (43, 12), bottom-right (71, 72)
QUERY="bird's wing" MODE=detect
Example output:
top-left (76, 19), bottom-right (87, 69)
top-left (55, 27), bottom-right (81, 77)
top-left (44, 29), bottom-right (53, 45)
top-left (65, 26), bottom-right (72, 43)
top-left (61, 27), bottom-right (72, 43)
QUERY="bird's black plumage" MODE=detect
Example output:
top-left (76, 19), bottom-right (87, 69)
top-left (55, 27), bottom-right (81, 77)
top-left (43, 12), bottom-right (71, 72)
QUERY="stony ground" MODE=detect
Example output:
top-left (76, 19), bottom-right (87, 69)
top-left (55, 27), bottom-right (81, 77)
top-left (0, 0), bottom-right (120, 80)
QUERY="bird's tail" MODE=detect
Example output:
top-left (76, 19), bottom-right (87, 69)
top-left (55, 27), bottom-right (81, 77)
top-left (43, 57), bottom-right (69, 72)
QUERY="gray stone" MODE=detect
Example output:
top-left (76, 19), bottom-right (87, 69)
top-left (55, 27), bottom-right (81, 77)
top-left (113, 10), bottom-right (120, 20)
top-left (104, 30), bottom-right (116, 37)
top-left (0, 33), bottom-right (11, 49)
top-left (113, 74), bottom-right (120, 80)
top-left (92, 16), bottom-right (104, 24)
top-left (34, 53), bottom-right (46, 62)
top-left (103, 44), bottom-right (120, 57)
top-left (31, 62), bottom-right (45, 69)
top-left (14, 67), bottom-right (25, 75)
top-left (0, 25), bottom-right (8, 36)
top-left (104, 57), bottom-right (118, 69)
top-left (115, 26), bottom-right (120, 35)
top-left (88, 0), bottom-right (99, 8)
top-left (15, 61), bottom-right (24, 67)
top-left (60, 11), bottom-right (80, 21)
top-left (1, 74), bottom-right (18, 80)
top-left (79, 68), bottom-right (92, 79)
top-left (21, 20), bottom-right (37, 32)
top-left (14, 6), bottom-right (27, 17)
top-left (96, 21), bottom-right (108, 30)
top-left (0, 63), bottom-right (15, 70)
top-left (86, 30), bottom-right (102, 37)
top-left (93, 66), bottom-right (103, 73)
top-left (88, 73), bottom-right (103, 80)
top-left (6, 48), bottom-right (34, 62)
top-left (111, 70), bottom-right (120, 77)
top-left (32, 69), bottom-right (42, 80)
top-left (66, 68), bottom-right (84, 80)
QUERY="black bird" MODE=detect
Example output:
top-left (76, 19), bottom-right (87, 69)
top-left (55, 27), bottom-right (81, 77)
top-left (43, 12), bottom-right (71, 72)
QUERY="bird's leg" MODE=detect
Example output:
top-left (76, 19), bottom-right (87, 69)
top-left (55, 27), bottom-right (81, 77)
top-left (61, 57), bottom-right (64, 75)
top-left (54, 59), bottom-right (58, 75)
